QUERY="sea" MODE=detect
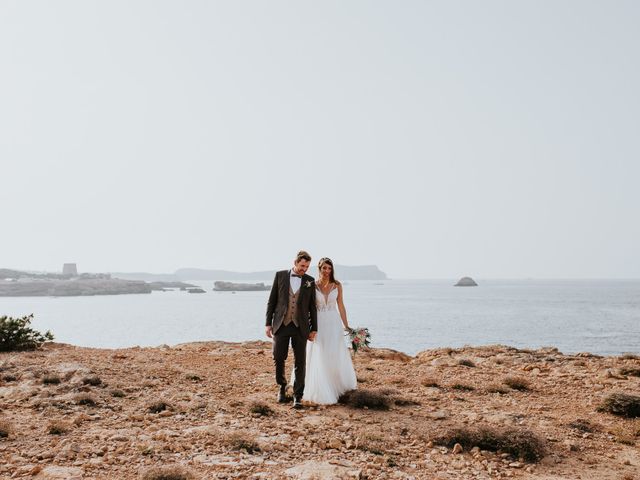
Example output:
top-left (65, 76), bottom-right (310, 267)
top-left (1, 279), bottom-right (638, 356)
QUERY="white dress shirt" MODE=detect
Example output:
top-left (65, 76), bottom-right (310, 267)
top-left (289, 270), bottom-right (302, 294)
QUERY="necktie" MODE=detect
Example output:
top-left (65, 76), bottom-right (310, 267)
top-left (291, 274), bottom-right (302, 278)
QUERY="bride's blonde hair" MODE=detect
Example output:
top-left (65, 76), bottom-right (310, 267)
top-left (318, 257), bottom-right (339, 285)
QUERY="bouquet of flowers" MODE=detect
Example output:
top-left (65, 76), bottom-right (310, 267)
top-left (346, 327), bottom-right (371, 353)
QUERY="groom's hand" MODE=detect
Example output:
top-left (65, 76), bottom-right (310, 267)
top-left (265, 326), bottom-right (273, 338)
top-left (308, 332), bottom-right (317, 342)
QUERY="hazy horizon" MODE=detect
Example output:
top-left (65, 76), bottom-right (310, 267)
top-left (3, 263), bottom-right (639, 281)
top-left (2, 1), bottom-right (639, 279)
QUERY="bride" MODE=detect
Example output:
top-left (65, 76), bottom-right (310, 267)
top-left (296, 257), bottom-right (357, 404)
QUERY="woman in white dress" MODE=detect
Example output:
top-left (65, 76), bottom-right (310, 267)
top-left (300, 257), bottom-right (357, 404)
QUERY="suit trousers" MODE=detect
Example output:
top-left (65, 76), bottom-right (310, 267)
top-left (272, 322), bottom-right (306, 399)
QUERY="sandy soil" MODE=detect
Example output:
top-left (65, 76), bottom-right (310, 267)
top-left (0, 341), bottom-right (638, 479)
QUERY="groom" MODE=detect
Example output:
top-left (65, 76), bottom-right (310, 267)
top-left (265, 250), bottom-right (318, 409)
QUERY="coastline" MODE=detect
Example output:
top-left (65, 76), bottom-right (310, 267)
top-left (1, 342), bottom-right (639, 479)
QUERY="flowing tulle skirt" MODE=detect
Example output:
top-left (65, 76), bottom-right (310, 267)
top-left (294, 308), bottom-right (357, 404)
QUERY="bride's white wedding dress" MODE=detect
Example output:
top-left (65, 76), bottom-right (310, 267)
top-left (296, 286), bottom-right (357, 404)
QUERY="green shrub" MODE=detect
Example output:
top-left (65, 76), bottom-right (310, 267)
top-left (0, 314), bottom-right (53, 352)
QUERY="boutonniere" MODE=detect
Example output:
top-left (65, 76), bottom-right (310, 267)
top-left (305, 280), bottom-right (313, 288)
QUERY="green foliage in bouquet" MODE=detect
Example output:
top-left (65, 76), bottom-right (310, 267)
top-left (0, 314), bottom-right (54, 352)
top-left (346, 327), bottom-right (371, 353)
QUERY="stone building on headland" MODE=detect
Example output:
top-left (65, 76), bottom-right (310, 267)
top-left (62, 263), bottom-right (78, 277)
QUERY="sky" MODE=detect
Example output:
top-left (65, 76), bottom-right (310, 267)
top-left (1, 1), bottom-right (639, 279)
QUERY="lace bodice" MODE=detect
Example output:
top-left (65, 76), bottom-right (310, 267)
top-left (316, 286), bottom-right (338, 312)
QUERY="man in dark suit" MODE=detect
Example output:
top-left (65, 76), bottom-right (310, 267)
top-left (265, 250), bottom-right (318, 408)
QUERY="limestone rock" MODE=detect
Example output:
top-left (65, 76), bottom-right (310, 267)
top-left (36, 466), bottom-right (83, 480)
top-left (285, 461), bottom-right (354, 479)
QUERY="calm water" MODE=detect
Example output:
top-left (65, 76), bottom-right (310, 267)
top-left (1, 280), bottom-right (638, 356)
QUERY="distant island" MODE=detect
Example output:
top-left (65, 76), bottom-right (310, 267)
top-left (455, 276), bottom-right (478, 287)
top-left (0, 263), bottom-right (387, 297)
top-left (213, 281), bottom-right (271, 292)
top-left (113, 264), bottom-right (387, 282)
top-left (0, 267), bottom-right (197, 297)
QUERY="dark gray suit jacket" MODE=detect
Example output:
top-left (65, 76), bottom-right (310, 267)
top-left (266, 270), bottom-right (318, 338)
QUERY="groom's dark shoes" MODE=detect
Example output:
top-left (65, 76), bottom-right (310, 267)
top-left (278, 385), bottom-right (287, 403)
top-left (293, 396), bottom-right (303, 409)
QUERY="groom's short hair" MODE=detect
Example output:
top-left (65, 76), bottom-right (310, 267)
top-left (295, 250), bottom-right (312, 263)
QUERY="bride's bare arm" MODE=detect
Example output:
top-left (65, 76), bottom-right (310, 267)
top-left (336, 283), bottom-right (349, 330)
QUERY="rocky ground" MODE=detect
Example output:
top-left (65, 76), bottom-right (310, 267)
top-left (0, 342), bottom-right (639, 480)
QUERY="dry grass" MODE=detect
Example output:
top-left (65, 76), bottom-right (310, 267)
top-left (355, 429), bottom-right (387, 455)
top-left (435, 425), bottom-right (546, 462)
top-left (249, 401), bottom-right (274, 417)
top-left (608, 422), bottom-right (640, 446)
top-left (486, 384), bottom-right (509, 394)
top-left (338, 389), bottom-right (393, 410)
top-left (223, 431), bottom-right (261, 453)
top-left (43, 375), bottom-right (61, 385)
top-left (388, 375), bottom-right (406, 385)
top-left (74, 393), bottom-right (97, 406)
top-left (607, 419), bottom-right (640, 446)
top-left (148, 400), bottom-right (171, 414)
top-left (503, 376), bottom-right (531, 391)
top-left (598, 393), bottom-right (640, 418)
top-left (139, 465), bottom-right (196, 480)
top-left (457, 358), bottom-right (476, 367)
top-left (0, 419), bottom-right (13, 438)
top-left (619, 367), bottom-right (640, 377)
top-left (47, 420), bottom-right (71, 435)
top-left (620, 353), bottom-right (639, 360)
top-left (82, 376), bottom-right (102, 386)
top-left (393, 396), bottom-right (421, 406)
top-left (421, 377), bottom-right (440, 388)
top-left (567, 419), bottom-right (601, 433)
top-left (450, 383), bottom-right (475, 391)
